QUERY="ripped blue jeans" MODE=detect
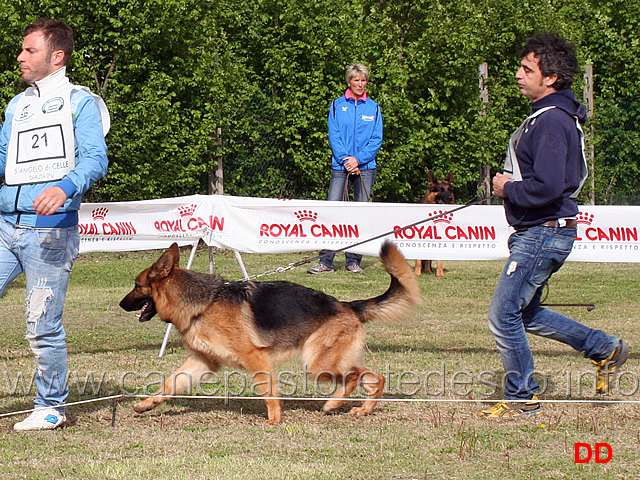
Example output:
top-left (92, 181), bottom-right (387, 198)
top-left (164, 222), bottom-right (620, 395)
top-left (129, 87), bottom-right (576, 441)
top-left (0, 217), bottom-right (79, 411)
top-left (488, 226), bottom-right (618, 400)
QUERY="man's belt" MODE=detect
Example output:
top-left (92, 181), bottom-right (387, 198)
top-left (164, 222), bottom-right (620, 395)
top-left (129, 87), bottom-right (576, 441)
top-left (540, 219), bottom-right (577, 228)
top-left (515, 219), bottom-right (577, 231)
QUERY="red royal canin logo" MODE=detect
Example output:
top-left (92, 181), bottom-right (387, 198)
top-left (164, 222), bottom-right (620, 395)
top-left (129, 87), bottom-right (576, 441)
top-left (178, 204), bottom-right (197, 217)
top-left (576, 210), bottom-right (638, 242)
top-left (260, 210), bottom-right (359, 238)
top-left (294, 210), bottom-right (318, 222)
top-left (577, 211), bottom-right (594, 225)
top-left (91, 207), bottom-right (108, 221)
top-left (154, 204), bottom-right (224, 234)
top-left (431, 210), bottom-right (454, 224)
top-left (394, 210), bottom-right (496, 241)
top-left (80, 207), bottom-right (136, 236)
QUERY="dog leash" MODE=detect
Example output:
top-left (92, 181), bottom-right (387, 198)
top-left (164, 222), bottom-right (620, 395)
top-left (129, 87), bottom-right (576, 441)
top-left (244, 196), bottom-right (491, 281)
top-left (539, 303), bottom-right (596, 311)
top-left (245, 196), bottom-right (598, 312)
top-left (342, 173), bottom-right (371, 203)
top-left (538, 284), bottom-right (596, 311)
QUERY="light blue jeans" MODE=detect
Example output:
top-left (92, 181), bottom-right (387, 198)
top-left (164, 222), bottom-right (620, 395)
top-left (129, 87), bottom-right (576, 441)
top-left (488, 225), bottom-right (618, 400)
top-left (319, 169), bottom-right (376, 268)
top-left (0, 217), bottom-right (79, 412)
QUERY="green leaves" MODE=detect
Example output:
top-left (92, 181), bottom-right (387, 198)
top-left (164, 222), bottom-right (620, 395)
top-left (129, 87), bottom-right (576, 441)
top-left (0, 0), bottom-right (637, 203)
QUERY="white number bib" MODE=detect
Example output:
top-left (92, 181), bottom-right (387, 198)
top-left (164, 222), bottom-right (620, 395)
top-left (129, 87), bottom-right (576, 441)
top-left (5, 83), bottom-right (75, 185)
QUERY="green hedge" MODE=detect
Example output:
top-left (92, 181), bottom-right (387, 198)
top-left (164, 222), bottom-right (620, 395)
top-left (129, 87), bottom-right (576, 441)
top-left (1, 0), bottom-right (638, 204)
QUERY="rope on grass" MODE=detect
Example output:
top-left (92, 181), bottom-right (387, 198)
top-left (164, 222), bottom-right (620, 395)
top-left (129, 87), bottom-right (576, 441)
top-left (0, 394), bottom-right (125, 419)
top-left (121, 394), bottom-right (640, 405)
top-left (3, 392), bottom-right (640, 423)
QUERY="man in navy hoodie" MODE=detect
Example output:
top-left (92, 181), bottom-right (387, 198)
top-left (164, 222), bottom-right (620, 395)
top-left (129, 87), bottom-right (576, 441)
top-left (481, 33), bottom-right (629, 418)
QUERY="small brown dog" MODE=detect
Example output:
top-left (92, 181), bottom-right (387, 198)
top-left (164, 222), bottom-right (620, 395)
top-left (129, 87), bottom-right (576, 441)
top-left (415, 170), bottom-right (455, 278)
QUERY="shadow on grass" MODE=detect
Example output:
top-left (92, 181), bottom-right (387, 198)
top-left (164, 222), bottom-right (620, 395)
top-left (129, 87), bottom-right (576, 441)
top-left (0, 341), bottom-right (185, 361)
top-left (368, 341), bottom-right (632, 361)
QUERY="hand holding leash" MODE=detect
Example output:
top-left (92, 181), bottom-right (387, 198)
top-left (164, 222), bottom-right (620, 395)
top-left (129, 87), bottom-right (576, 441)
top-left (343, 156), bottom-right (360, 174)
top-left (492, 173), bottom-right (510, 198)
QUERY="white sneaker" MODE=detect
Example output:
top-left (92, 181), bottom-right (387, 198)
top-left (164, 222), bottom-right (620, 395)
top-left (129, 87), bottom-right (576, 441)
top-left (14, 408), bottom-right (66, 432)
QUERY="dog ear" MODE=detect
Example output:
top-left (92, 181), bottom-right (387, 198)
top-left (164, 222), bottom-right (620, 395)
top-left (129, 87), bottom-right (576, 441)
top-left (428, 170), bottom-right (437, 185)
top-left (168, 243), bottom-right (181, 268)
top-left (445, 171), bottom-right (454, 185)
top-left (150, 244), bottom-right (180, 280)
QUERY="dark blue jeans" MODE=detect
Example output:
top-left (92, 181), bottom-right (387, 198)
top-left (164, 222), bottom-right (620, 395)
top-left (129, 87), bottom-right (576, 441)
top-left (488, 225), bottom-right (618, 400)
top-left (319, 169), bottom-right (376, 268)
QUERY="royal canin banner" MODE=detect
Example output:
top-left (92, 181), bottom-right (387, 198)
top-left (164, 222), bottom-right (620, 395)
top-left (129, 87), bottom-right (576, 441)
top-left (78, 195), bottom-right (640, 262)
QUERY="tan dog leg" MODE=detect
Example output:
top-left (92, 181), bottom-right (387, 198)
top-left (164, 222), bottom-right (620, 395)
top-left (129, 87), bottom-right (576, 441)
top-left (425, 260), bottom-right (433, 274)
top-left (252, 370), bottom-right (281, 425)
top-left (133, 353), bottom-right (215, 413)
top-left (415, 260), bottom-right (434, 276)
top-left (322, 367), bottom-right (385, 416)
top-left (349, 368), bottom-right (385, 416)
top-left (414, 260), bottom-right (423, 277)
top-left (321, 370), bottom-right (359, 413)
top-left (242, 355), bottom-right (281, 425)
top-left (435, 260), bottom-right (445, 277)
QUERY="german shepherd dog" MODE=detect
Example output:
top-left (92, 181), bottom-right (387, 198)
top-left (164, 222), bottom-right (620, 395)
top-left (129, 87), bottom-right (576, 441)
top-left (120, 241), bottom-right (420, 424)
top-left (415, 170), bottom-right (455, 278)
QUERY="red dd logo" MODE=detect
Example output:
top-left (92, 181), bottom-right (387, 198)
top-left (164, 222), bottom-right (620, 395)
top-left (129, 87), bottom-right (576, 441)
top-left (574, 443), bottom-right (612, 463)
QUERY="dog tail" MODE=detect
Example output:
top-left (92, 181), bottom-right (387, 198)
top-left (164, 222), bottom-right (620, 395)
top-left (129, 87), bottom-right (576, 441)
top-left (349, 240), bottom-right (421, 323)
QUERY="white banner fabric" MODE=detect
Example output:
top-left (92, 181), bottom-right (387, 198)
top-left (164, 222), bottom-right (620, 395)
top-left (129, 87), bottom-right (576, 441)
top-left (78, 195), bottom-right (640, 262)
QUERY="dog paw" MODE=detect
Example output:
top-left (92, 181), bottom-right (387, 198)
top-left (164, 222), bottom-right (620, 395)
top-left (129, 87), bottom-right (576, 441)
top-left (348, 405), bottom-right (374, 416)
top-left (132, 400), bottom-right (154, 413)
top-left (322, 400), bottom-right (345, 414)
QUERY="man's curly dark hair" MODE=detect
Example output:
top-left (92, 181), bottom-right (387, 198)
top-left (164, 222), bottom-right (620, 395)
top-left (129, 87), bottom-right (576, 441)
top-left (517, 33), bottom-right (579, 90)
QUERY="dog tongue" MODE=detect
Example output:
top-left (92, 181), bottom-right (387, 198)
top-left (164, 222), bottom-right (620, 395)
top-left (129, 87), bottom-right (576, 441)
top-left (138, 300), bottom-right (157, 322)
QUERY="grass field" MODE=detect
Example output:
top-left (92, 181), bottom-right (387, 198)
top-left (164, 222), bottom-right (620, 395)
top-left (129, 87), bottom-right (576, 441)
top-left (0, 245), bottom-right (638, 479)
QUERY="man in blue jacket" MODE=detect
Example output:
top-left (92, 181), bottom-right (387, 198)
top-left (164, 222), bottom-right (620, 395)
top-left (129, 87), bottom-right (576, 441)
top-left (0, 19), bottom-right (109, 431)
top-left (483, 33), bottom-right (628, 418)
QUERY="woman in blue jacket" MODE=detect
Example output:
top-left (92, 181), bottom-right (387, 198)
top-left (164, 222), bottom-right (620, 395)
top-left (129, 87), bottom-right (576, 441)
top-left (308, 63), bottom-right (383, 274)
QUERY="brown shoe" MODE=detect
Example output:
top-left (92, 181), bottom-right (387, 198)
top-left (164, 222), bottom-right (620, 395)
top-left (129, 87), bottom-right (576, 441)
top-left (307, 263), bottom-right (334, 274)
top-left (345, 264), bottom-right (364, 274)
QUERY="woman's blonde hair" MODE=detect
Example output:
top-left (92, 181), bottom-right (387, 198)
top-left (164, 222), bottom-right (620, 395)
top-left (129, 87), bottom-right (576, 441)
top-left (345, 63), bottom-right (369, 84)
